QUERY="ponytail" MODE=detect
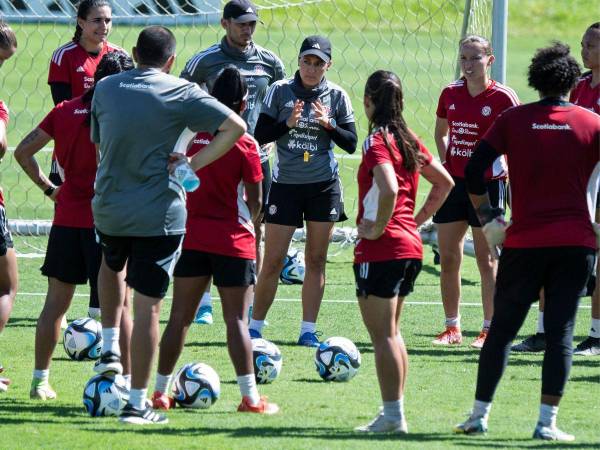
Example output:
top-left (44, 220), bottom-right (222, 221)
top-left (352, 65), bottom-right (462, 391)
top-left (210, 65), bottom-right (247, 114)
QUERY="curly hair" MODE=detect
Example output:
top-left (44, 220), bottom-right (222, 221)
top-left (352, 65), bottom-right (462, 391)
top-left (527, 41), bottom-right (581, 97)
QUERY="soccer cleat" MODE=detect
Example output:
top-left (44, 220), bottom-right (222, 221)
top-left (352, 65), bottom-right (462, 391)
top-left (0, 377), bottom-right (9, 393)
top-left (573, 336), bottom-right (600, 356)
top-left (237, 395), bottom-right (279, 415)
top-left (511, 333), bottom-right (545, 352)
top-left (249, 328), bottom-right (262, 339)
top-left (470, 330), bottom-right (489, 349)
top-left (454, 415), bottom-right (488, 435)
top-left (532, 423), bottom-right (575, 441)
top-left (30, 378), bottom-right (57, 400)
top-left (193, 305), bottom-right (213, 325)
top-left (354, 411), bottom-right (408, 434)
top-left (432, 326), bottom-right (462, 345)
top-left (94, 351), bottom-right (123, 375)
top-left (297, 331), bottom-right (321, 347)
top-left (119, 403), bottom-right (168, 425)
top-left (151, 391), bottom-right (175, 410)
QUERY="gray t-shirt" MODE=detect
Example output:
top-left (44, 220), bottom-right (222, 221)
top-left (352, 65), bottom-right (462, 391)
top-left (91, 68), bottom-right (232, 237)
top-left (181, 38), bottom-right (285, 161)
top-left (261, 76), bottom-right (354, 184)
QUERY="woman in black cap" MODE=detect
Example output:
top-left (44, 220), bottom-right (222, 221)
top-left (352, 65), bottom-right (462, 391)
top-left (250, 35), bottom-right (357, 347)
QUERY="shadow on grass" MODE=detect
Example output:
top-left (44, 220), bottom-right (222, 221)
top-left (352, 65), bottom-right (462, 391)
top-left (420, 264), bottom-right (478, 286)
top-left (457, 440), bottom-right (597, 449)
top-left (0, 398), bottom-right (88, 423)
top-left (292, 377), bottom-right (326, 383)
top-left (6, 317), bottom-right (37, 328)
top-left (570, 374), bottom-right (600, 383)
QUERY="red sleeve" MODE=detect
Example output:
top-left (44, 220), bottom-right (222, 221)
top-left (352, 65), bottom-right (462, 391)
top-left (48, 51), bottom-right (71, 84)
top-left (481, 111), bottom-right (508, 155)
top-left (0, 101), bottom-right (9, 125)
top-left (364, 133), bottom-right (394, 171)
top-left (241, 137), bottom-right (264, 184)
top-left (435, 89), bottom-right (448, 119)
top-left (38, 106), bottom-right (58, 138)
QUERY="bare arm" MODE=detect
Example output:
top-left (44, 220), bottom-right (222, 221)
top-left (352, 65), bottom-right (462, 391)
top-left (434, 117), bottom-right (449, 162)
top-left (14, 128), bottom-right (58, 200)
top-left (414, 159), bottom-right (454, 227)
top-left (0, 120), bottom-right (7, 160)
top-left (357, 163), bottom-right (398, 240)
top-left (243, 181), bottom-right (262, 223)
top-left (189, 113), bottom-right (246, 171)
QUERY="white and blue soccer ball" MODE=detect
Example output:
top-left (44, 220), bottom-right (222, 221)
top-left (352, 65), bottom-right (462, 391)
top-left (172, 362), bottom-right (220, 409)
top-left (252, 338), bottom-right (283, 384)
top-left (280, 248), bottom-right (305, 285)
top-left (315, 336), bottom-right (361, 382)
top-left (83, 374), bottom-right (129, 417)
top-left (63, 318), bottom-right (102, 361)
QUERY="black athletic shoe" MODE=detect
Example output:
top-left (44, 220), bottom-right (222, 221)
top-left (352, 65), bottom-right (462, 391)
top-left (573, 336), bottom-right (600, 356)
top-left (119, 403), bottom-right (168, 425)
top-left (511, 333), bottom-right (546, 352)
top-left (93, 351), bottom-right (123, 375)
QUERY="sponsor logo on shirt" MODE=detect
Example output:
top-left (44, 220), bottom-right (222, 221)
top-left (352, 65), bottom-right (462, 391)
top-left (76, 66), bottom-right (85, 73)
top-left (119, 81), bottom-right (151, 89)
top-left (288, 139), bottom-right (317, 152)
top-left (73, 108), bottom-right (89, 115)
top-left (455, 127), bottom-right (477, 136)
top-left (450, 147), bottom-right (473, 158)
top-left (452, 121), bottom-right (478, 129)
top-left (481, 106), bottom-right (491, 116)
top-left (449, 103), bottom-right (456, 110)
top-left (193, 138), bottom-right (211, 145)
top-left (531, 123), bottom-right (572, 130)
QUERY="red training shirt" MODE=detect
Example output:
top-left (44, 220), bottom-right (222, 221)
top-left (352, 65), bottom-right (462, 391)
top-left (38, 96), bottom-right (97, 228)
top-left (0, 101), bottom-right (8, 207)
top-left (354, 128), bottom-right (433, 263)
top-left (436, 78), bottom-right (519, 180)
top-left (482, 101), bottom-right (600, 249)
top-left (183, 132), bottom-right (263, 259)
top-left (570, 73), bottom-right (600, 115)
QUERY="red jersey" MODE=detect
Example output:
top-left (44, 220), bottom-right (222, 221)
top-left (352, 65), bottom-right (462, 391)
top-left (38, 96), bottom-right (96, 228)
top-left (48, 41), bottom-right (122, 97)
top-left (183, 132), bottom-right (263, 259)
top-left (482, 101), bottom-right (600, 249)
top-left (569, 73), bottom-right (600, 115)
top-left (354, 129), bottom-right (433, 263)
top-left (436, 78), bottom-right (519, 180)
top-left (0, 101), bottom-right (8, 207)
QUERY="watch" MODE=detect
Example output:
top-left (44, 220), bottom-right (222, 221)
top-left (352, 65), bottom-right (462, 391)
top-left (327, 118), bottom-right (337, 130)
top-left (44, 186), bottom-right (56, 197)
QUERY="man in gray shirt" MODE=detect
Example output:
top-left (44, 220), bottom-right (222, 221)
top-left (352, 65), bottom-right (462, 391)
top-left (91, 26), bottom-right (246, 425)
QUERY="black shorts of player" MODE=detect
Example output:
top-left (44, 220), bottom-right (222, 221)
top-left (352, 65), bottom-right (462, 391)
top-left (265, 178), bottom-right (348, 228)
top-left (260, 160), bottom-right (272, 215)
top-left (353, 259), bottom-right (422, 299)
top-left (41, 226), bottom-right (102, 307)
top-left (96, 230), bottom-right (183, 299)
top-left (433, 176), bottom-right (507, 227)
top-left (173, 249), bottom-right (256, 287)
top-left (0, 205), bottom-right (13, 257)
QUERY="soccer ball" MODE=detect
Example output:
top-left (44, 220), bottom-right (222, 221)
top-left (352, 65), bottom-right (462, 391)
top-left (280, 248), bottom-right (305, 285)
top-left (172, 362), bottom-right (220, 409)
top-left (63, 318), bottom-right (102, 361)
top-left (315, 336), bottom-right (361, 382)
top-left (83, 374), bottom-right (129, 417)
top-left (252, 338), bottom-right (283, 384)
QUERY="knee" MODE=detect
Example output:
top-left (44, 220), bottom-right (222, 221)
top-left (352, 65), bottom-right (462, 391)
top-left (305, 253), bottom-right (327, 273)
top-left (440, 251), bottom-right (462, 272)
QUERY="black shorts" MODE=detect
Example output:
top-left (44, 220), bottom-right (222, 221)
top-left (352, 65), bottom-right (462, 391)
top-left (353, 259), bottom-right (422, 298)
top-left (96, 230), bottom-right (183, 299)
top-left (265, 178), bottom-right (348, 228)
top-left (260, 160), bottom-right (272, 214)
top-left (433, 177), bottom-right (506, 227)
top-left (174, 249), bottom-right (255, 287)
top-left (0, 205), bottom-right (13, 257)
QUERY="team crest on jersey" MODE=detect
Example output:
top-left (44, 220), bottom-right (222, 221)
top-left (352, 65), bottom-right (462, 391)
top-left (269, 204), bottom-right (277, 215)
top-left (481, 106), bottom-right (491, 116)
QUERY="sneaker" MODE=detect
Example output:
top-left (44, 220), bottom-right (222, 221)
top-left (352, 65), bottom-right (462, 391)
top-left (470, 329), bottom-right (489, 349)
top-left (0, 377), bottom-right (9, 393)
top-left (119, 403), bottom-right (168, 425)
top-left (453, 415), bottom-right (488, 435)
top-left (94, 351), bottom-right (123, 375)
top-left (573, 336), bottom-right (600, 356)
top-left (249, 328), bottom-right (262, 339)
top-left (237, 395), bottom-right (279, 415)
top-left (355, 411), bottom-right (408, 434)
top-left (297, 331), bottom-right (321, 347)
top-left (511, 333), bottom-right (545, 352)
top-left (151, 391), bottom-right (175, 410)
top-left (60, 315), bottom-right (68, 330)
top-left (194, 305), bottom-right (213, 325)
top-left (532, 422), bottom-right (575, 441)
top-left (30, 378), bottom-right (57, 400)
top-left (432, 326), bottom-right (462, 345)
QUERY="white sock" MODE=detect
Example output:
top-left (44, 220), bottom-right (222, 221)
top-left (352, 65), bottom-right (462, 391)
top-left (482, 320), bottom-right (491, 330)
top-left (472, 399), bottom-right (492, 420)
top-left (154, 373), bottom-right (173, 395)
top-left (129, 388), bottom-right (147, 410)
top-left (590, 318), bottom-right (600, 338)
top-left (445, 316), bottom-right (460, 328)
top-left (538, 403), bottom-right (558, 427)
top-left (32, 369), bottom-right (49, 382)
top-left (537, 311), bottom-right (545, 334)
top-left (300, 321), bottom-right (316, 336)
top-left (249, 319), bottom-right (265, 333)
top-left (237, 374), bottom-right (260, 405)
top-left (199, 292), bottom-right (212, 308)
top-left (101, 327), bottom-right (121, 356)
top-left (383, 398), bottom-right (403, 420)
top-left (122, 374), bottom-right (131, 390)
top-left (88, 307), bottom-right (101, 319)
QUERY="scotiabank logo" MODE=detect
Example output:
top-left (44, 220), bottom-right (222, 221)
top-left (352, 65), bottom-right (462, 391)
top-left (531, 123), bottom-right (572, 130)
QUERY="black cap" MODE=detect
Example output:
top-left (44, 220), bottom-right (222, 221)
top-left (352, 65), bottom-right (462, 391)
top-left (299, 35), bottom-right (332, 63)
top-left (223, 0), bottom-right (259, 23)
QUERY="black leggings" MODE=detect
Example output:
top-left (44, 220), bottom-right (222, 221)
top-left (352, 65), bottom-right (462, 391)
top-left (475, 246), bottom-right (595, 402)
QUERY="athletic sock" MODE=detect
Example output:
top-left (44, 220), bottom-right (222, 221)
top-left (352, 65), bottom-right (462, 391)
top-left (129, 388), bottom-right (147, 410)
top-left (590, 318), bottom-right (600, 338)
top-left (237, 374), bottom-right (260, 405)
top-left (536, 311), bottom-right (545, 334)
top-left (101, 327), bottom-right (121, 356)
top-left (538, 403), bottom-right (558, 428)
top-left (122, 374), bottom-right (131, 390)
top-left (199, 291), bottom-right (212, 308)
top-left (32, 369), bottom-right (49, 383)
top-left (300, 321), bottom-right (316, 336)
top-left (382, 398), bottom-right (403, 421)
top-left (154, 373), bottom-right (173, 395)
top-left (249, 319), bottom-right (265, 333)
top-left (445, 316), bottom-right (460, 328)
top-left (482, 319), bottom-right (491, 330)
top-left (472, 399), bottom-right (492, 420)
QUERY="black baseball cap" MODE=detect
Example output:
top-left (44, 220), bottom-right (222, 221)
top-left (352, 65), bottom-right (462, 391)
top-left (223, 0), bottom-right (259, 23)
top-left (299, 35), bottom-right (332, 63)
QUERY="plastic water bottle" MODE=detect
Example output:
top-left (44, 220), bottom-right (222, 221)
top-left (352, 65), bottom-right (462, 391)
top-left (173, 160), bottom-right (200, 192)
